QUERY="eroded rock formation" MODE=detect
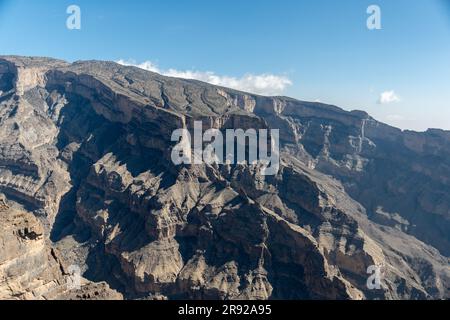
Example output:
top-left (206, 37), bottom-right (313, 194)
top-left (0, 56), bottom-right (448, 300)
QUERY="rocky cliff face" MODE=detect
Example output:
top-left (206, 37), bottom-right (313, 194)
top-left (250, 97), bottom-right (450, 257)
top-left (0, 195), bottom-right (121, 299)
top-left (0, 56), bottom-right (448, 300)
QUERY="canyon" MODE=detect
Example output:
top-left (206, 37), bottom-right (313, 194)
top-left (0, 56), bottom-right (448, 300)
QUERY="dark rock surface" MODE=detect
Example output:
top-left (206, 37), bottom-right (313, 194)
top-left (0, 55), bottom-right (448, 300)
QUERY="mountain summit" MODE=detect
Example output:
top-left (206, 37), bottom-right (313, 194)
top-left (0, 56), bottom-right (448, 300)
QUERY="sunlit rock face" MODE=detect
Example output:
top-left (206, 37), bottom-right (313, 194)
top-left (0, 56), bottom-right (448, 300)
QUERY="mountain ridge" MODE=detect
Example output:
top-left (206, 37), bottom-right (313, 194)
top-left (0, 55), bottom-right (448, 300)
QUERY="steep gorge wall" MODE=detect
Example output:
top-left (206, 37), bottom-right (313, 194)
top-left (0, 56), bottom-right (448, 300)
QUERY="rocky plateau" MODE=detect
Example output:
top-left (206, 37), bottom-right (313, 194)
top-left (0, 56), bottom-right (448, 300)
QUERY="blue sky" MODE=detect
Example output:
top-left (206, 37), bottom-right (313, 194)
top-left (1, 0), bottom-right (449, 131)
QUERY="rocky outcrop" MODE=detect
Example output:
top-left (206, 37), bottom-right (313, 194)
top-left (0, 195), bottom-right (121, 300)
top-left (0, 55), bottom-right (448, 300)
top-left (248, 96), bottom-right (450, 257)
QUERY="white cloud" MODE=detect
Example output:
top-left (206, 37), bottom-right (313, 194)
top-left (116, 59), bottom-right (292, 96)
top-left (117, 60), bottom-right (160, 73)
top-left (378, 90), bottom-right (401, 104)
